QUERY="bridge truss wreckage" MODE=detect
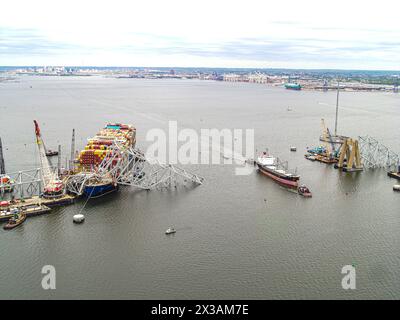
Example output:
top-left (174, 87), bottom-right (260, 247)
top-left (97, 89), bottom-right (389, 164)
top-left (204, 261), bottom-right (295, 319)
top-left (65, 142), bottom-right (204, 196)
top-left (358, 135), bottom-right (399, 169)
top-left (2, 141), bottom-right (204, 199)
top-left (0, 168), bottom-right (42, 198)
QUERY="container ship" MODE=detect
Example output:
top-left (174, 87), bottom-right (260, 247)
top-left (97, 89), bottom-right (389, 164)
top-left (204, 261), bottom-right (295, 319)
top-left (77, 123), bottom-right (136, 198)
top-left (256, 152), bottom-right (299, 189)
top-left (78, 123), bottom-right (135, 170)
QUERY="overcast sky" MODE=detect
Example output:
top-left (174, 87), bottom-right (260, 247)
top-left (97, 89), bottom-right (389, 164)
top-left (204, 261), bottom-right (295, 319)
top-left (1, 0), bottom-right (400, 69)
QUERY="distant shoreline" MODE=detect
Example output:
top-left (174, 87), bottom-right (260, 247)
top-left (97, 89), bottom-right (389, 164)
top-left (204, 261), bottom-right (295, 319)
top-left (1, 72), bottom-right (398, 93)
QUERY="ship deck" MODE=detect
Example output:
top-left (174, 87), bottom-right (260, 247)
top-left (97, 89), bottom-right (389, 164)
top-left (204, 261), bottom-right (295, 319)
top-left (0, 204), bottom-right (52, 222)
top-left (12, 194), bottom-right (75, 208)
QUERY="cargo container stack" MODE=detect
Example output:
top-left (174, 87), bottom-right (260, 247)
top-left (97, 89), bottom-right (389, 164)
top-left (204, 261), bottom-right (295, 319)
top-left (77, 123), bottom-right (136, 171)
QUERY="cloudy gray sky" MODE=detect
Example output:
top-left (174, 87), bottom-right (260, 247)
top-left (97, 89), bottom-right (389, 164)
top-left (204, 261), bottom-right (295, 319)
top-left (1, 0), bottom-right (399, 69)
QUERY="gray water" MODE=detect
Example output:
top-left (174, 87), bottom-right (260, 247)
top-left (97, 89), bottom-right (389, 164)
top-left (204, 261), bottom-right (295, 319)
top-left (0, 76), bottom-right (399, 299)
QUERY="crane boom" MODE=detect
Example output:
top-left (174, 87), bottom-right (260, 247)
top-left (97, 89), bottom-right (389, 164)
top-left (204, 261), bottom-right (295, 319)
top-left (326, 128), bottom-right (336, 155)
top-left (0, 137), bottom-right (5, 175)
top-left (34, 120), bottom-right (63, 196)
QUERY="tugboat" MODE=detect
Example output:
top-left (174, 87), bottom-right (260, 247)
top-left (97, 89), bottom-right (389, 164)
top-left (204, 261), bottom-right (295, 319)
top-left (3, 208), bottom-right (26, 230)
top-left (298, 185), bottom-right (312, 198)
top-left (256, 151), bottom-right (300, 190)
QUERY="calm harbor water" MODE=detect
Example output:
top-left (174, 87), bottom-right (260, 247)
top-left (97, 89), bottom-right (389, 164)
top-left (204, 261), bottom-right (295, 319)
top-left (0, 76), bottom-right (399, 299)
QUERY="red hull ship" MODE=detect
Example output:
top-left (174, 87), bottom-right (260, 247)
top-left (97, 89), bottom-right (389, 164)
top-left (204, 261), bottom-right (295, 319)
top-left (256, 152), bottom-right (299, 190)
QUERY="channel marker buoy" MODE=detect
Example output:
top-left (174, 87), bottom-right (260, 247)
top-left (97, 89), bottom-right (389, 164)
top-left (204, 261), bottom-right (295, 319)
top-left (73, 214), bottom-right (85, 223)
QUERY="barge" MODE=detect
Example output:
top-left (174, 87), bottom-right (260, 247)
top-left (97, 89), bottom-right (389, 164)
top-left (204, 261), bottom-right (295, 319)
top-left (0, 203), bottom-right (51, 222)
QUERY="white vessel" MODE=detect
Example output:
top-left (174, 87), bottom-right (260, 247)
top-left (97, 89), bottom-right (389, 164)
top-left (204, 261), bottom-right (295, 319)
top-left (165, 227), bottom-right (176, 234)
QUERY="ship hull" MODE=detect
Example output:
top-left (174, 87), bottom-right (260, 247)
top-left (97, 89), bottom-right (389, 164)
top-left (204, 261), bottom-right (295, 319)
top-left (83, 183), bottom-right (118, 198)
top-left (284, 83), bottom-right (301, 90)
top-left (388, 171), bottom-right (400, 180)
top-left (257, 164), bottom-right (299, 189)
top-left (285, 87), bottom-right (301, 90)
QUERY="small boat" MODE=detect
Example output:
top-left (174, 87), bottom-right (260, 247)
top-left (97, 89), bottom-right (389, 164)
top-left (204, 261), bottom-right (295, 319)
top-left (3, 209), bottom-right (26, 230)
top-left (305, 154), bottom-right (316, 161)
top-left (165, 227), bottom-right (176, 235)
top-left (393, 185), bottom-right (400, 192)
top-left (298, 185), bottom-right (312, 197)
top-left (45, 149), bottom-right (59, 157)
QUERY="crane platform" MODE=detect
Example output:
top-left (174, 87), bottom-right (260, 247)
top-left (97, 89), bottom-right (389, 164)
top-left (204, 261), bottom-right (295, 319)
top-left (14, 194), bottom-right (75, 207)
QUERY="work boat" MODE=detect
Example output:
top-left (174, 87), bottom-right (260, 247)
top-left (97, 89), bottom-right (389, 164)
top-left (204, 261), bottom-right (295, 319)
top-left (3, 208), bottom-right (26, 230)
top-left (256, 151), bottom-right (300, 190)
top-left (298, 184), bottom-right (312, 198)
top-left (165, 227), bottom-right (176, 235)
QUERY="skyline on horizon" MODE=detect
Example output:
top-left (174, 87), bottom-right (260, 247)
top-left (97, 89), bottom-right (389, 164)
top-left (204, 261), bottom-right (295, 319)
top-left (2, 66), bottom-right (400, 73)
top-left (1, 0), bottom-right (400, 70)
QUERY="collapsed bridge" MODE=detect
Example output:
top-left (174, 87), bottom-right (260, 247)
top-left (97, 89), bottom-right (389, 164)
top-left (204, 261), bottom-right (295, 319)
top-left (358, 135), bottom-right (399, 170)
top-left (66, 142), bottom-right (204, 196)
